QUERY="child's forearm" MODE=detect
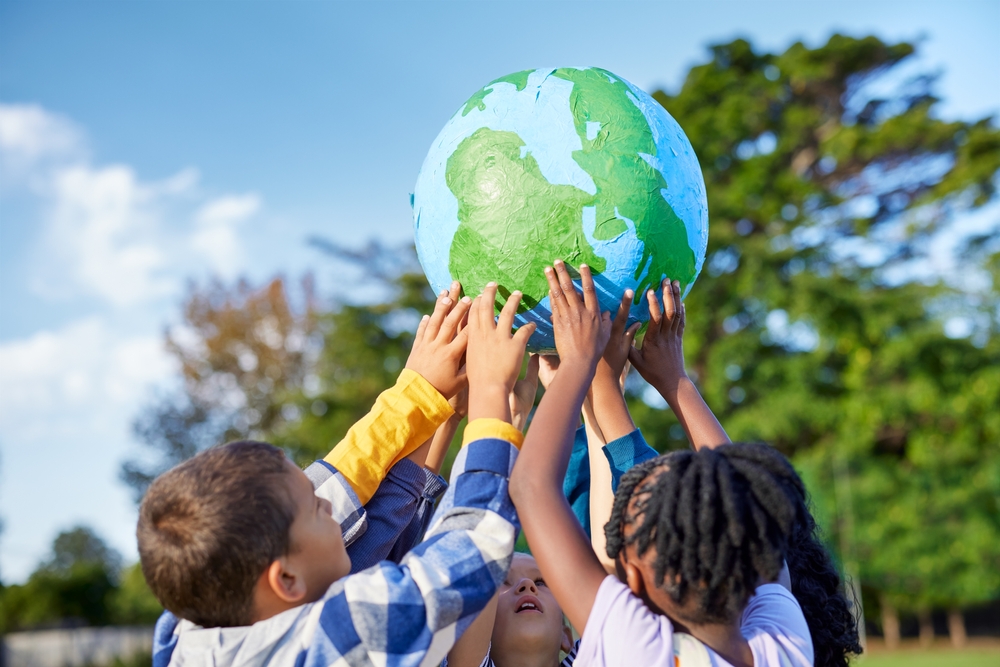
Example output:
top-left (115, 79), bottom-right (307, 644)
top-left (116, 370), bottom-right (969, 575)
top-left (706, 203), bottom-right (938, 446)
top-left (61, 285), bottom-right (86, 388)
top-left (589, 365), bottom-right (636, 443)
top-left (423, 414), bottom-right (462, 474)
top-left (513, 366), bottom-right (591, 489)
top-left (510, 365), bottom-right (606, 633)
top-left (663, 377), bottom-right (731, 450)
top-left (582, 401), bottom-right (616, 574)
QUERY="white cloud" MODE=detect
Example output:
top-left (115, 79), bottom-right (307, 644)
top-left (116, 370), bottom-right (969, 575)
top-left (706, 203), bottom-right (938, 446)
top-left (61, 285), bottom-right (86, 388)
top-left (0, 103), bottom-right (84, 162)
top-left (192, 193), bottom-right (261, 277)
top-left (1, 103), bottom-right (263, 308)
top-left (38, 164), bottom-right (178, 307)
top-left (0, 317), bottom-right (175, 581)
top-left (0, 318), bottom-right (173, 438)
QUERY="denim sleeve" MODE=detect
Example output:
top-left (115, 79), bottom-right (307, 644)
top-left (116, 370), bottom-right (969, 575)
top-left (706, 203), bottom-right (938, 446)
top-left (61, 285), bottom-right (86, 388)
top-left (385, 467), bottom-right (449, 563)
top-left (561, 425), bottom-right (591, 538)
top-left (346, 458), bottom-right (425, 573)
top-left (601, 429), bottom-right (658, 491)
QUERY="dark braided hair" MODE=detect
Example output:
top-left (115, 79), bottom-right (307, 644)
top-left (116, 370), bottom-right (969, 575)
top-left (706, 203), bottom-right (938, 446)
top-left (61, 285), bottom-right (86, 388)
top-left (604, 443), bottom-right (800, 625)
top-left (770, 465), bottom-right (863, 667)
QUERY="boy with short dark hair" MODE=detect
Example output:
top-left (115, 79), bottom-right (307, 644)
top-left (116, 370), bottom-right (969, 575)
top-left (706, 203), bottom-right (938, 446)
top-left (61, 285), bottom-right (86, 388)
top-left (141, 285), bottom-right (536, 666)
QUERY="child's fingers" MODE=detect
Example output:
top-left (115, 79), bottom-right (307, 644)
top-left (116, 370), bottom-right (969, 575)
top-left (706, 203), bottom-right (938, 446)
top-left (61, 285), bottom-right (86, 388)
top-left (580, 264), bottom-right (600, 313)
top-left (468, 295), bottom-right (483, 333)
top-left (662, 278), bottom-right (676, 323)
top-left (544, 266), bottom-right (566, 316)
top-left (645, 288), bottom-right (663, 338)
top-left (511, 322), bottom-right (537, 348)
top-left (449, 280), bottom-right (462, 303)
top-left (480, 282), bottom-right (499, 331)
top-left (671, 280), bottom-right (682, 321)
top-left (627, 344), bottom-right (645, 369)
top-left (425, 290), bottom-right (453, 340)
top-left (524, 353), bottom-right (540, 386)
top-left (441, 296), bottom-right (472, 339)
top-left (414, 313), bottom-right (430, 343)
top-left (497, 290), bottom-right (522, 333)
top-left (448, 327), bottom-right (470, 355)
top-left (553, 260), bottom-right (579, 310)
top-left (625, 321), bottom-right (641, 345)
top-left (612, 289), bottom-right (634, 338)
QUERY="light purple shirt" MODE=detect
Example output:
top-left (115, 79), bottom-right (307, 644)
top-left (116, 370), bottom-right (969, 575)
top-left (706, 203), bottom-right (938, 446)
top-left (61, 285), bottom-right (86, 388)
top-left (575, 577), bottom-right (814, 666)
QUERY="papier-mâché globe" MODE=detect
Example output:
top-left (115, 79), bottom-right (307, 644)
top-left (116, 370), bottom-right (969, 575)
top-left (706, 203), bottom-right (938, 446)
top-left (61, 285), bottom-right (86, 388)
top-left (413, 67), bottom-right (708, 352)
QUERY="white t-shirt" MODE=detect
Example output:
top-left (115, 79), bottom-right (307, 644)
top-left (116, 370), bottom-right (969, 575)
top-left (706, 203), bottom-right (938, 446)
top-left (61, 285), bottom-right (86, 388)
top-left (575, 577), bottom-right (814, 667)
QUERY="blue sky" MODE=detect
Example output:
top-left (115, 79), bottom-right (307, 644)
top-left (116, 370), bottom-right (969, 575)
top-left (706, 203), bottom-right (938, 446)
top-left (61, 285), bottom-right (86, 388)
top-left (0, 0), bottom-right (997, 582)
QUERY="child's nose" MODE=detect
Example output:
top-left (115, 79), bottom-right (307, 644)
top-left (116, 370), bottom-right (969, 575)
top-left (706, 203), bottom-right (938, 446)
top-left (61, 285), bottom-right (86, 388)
top-left (516, 578), bottom-right (536, 593)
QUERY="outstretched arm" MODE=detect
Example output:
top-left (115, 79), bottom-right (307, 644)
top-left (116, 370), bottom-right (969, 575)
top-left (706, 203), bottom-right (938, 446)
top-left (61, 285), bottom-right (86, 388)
top-left (586, 290), bottom-right (640, 573)
top-left (322, 283), bottom-right (471, 502)
top-left (510, 261), bottom-right (612, 635)
top-left (628, 278), bottom-right (731, 450)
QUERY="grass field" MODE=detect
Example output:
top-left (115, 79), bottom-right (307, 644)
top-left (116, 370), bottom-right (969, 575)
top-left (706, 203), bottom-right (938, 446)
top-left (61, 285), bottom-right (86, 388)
top-left (857, 644), bottom-right (1000, 667)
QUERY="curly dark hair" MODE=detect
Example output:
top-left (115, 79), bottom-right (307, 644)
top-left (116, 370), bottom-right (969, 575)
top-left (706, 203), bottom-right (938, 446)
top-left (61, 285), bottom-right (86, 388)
top-left (604, 443), bottom-right (799, 624)
top-left (779, 471), bottom-right (864, 667)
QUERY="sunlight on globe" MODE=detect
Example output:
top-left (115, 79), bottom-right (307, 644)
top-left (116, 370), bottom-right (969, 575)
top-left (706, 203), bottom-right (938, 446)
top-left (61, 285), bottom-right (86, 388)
top-left (413, 67), bottom-right (709, 352)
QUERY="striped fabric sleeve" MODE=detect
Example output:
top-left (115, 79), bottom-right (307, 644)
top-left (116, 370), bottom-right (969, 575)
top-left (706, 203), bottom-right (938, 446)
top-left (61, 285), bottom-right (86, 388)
top-left (305, 459), bottom-right (368, 546)
top-left (306, 427), bottom-right (520, 667)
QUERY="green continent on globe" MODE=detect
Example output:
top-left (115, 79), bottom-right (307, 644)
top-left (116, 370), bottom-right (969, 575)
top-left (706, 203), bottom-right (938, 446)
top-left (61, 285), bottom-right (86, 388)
top-left (462, 70), bottom-right (533, 117)
top-left (446, 126), bottom-right (606, 310)
top-left (550, 67), bottom-right (696, 296)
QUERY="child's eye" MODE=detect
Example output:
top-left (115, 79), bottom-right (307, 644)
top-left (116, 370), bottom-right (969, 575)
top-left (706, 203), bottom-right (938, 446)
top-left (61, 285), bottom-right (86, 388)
top-left (535, 579), bottom-right (546, 587)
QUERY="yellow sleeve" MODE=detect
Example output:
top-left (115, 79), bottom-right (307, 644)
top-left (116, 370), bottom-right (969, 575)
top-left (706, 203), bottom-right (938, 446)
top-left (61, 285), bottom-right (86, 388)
top-left (323, 369), bottom-right (454, 504)
top-left (462, 418), bottom-right (524, 449)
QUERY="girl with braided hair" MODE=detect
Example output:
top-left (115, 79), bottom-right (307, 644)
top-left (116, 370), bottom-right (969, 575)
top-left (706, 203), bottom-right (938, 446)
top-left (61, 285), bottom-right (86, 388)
top-left (624, 277), bottom-right (862, 667)
top-left (509, 261), bottom-right (812, 666)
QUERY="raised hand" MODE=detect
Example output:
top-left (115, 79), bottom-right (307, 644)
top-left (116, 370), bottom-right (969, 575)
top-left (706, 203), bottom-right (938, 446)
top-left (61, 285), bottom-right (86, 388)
top-left (544, 260), bottom-right (611, 372)
top-left (628, 277), bottom-right (687, 400)
top-left (537, 354), bottom-right (560, 390)
top-left (629, 277), bottom-right (730, 450)
top-left (404, 281), bottom-right (472, 398)
top-left (466, 282), bottom-right (536, 422)
top-left (598, 289), bottom-right (641, 382)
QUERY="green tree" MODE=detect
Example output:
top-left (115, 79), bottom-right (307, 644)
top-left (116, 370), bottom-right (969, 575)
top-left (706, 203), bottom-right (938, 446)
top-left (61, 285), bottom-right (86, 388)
top-left (637, 34), bottom-right (1000, 642)
top-left (0, 526), bottom-right (121, 631)
top-left (110, 563), bottom-right (162, 626)
top-left (121, 242), bottom-right (438, 497)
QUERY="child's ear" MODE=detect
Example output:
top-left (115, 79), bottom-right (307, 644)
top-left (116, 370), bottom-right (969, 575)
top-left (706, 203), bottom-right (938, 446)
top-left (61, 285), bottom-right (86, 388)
top-left (265, 558), bottom-right (308, 603)
top-left (623, 561), bottom-right (645, 599)
top-left (560, 621), bottom-right (575, 653)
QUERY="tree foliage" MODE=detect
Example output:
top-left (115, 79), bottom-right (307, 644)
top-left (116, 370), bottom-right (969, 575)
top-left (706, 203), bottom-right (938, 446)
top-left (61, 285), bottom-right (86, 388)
top-left (643, 34), bottom-right (1000, 623)
top-left (0, 526), bottom-right (161, 632)
top-left (122, 34), bottom-right (1000, 628)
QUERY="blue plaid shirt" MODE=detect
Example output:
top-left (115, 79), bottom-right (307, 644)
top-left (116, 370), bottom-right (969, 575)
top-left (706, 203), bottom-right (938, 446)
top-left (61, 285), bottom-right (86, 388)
top-left (153, 434), bottom-right (520, 667)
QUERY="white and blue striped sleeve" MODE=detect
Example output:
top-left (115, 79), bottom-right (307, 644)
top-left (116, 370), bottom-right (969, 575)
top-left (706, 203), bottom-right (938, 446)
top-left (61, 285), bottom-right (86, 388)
top-left (305, 425), bottom-right (521, 667)
top-left (305, 460), bottom-right (368, 547)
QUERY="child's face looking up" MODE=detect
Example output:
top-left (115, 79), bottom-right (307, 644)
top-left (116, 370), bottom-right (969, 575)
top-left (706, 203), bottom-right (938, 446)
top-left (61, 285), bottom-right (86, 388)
top-left (491, 553), bottom-right (571, 659)
top-left (282, 461), bottom-right (352, 601)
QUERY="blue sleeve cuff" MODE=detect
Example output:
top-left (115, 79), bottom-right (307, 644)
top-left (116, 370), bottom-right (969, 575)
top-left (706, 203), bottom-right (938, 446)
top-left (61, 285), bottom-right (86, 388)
top-left (421, 467), bottom-right (448, 500)
top-left (602, 429), bottom-right (658, 492)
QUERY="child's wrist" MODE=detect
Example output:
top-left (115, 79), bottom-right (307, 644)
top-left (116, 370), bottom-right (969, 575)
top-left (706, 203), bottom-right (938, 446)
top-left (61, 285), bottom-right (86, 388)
top-left (468, 384), bottom-right (512, 422)
top-left (656, 373), bottom-right (690, 403)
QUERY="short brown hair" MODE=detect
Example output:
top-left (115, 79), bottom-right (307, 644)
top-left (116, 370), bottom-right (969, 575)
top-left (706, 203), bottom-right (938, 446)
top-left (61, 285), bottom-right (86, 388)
top-left (137, 441), bottom-right (296, 627)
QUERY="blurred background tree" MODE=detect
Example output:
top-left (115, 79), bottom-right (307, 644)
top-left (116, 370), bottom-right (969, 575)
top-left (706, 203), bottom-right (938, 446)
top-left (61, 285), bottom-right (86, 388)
top-left (120, 34), bottom-right (999, 644)
top-left (0, 525), bottom-right (160, 632)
